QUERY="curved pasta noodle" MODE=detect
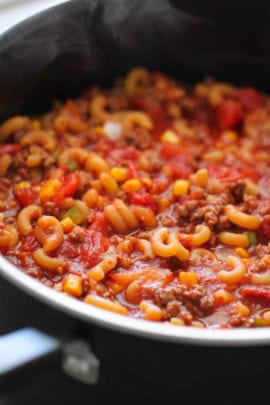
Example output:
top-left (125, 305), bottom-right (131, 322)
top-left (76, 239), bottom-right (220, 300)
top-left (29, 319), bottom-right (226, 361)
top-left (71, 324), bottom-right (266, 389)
top-left (122, 111), bottom-right (153, 130)
top-left (0, 224), bottom-right (18, 247)
top-left (219, 231), bottom-right (249, 248)
top-left (88, 255), bottom-right (117, 281)
top-left (251, 271), bottom-right (270, 285)
top-left (190, 248), bottom-right (217, 261)
top-left (124, 67), bottom-right (149, 97)
top-left (130, 205), bottom-right (157, 228)
top-left (89, 95), bottom-right (109, 121)
top-left (0, 154), bottom-right (12, 176)
top-left (20, 130), bottom-right (57, 151)
top-left (33, 248), bottom-right (65, 273)
top-left (191, 225), bottom-right (211, 246)
top-left (57, 147), bottom-right (89, 167)
top-left (0, 116), bottom-right (29, 141)
top-left (99, 172), bottom-right (119, 195)
top-left (217, 255), bottom-right (246, 284)
top-left (151, 227), bottom-right (189, 261)
top-left (136, 239), bottom-right (155, 259)
top-left (104, 199), bottom-right (139, 233)
top-left (17, 205), bottom-right (43, 236)
top-left (84, 294), bottom-right (128, 315)
top-left (85, 152), bottom-right (109, 175)
top-left (35, 215), bottom-right (64, 252)
top-left (225, 204), bottom-right (260, 230)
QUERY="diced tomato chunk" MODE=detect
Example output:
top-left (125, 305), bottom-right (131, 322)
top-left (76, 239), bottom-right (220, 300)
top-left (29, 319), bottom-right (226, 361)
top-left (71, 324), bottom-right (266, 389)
top-left (208, 164), bottom-right (243, 183)
top-left (236, 87), bottom-right (264, 112)
top-left (20, 232), bottom-right (40, 252)
top-left (0, 144), bottom-right (21, 156)
top-left (80, 230), bottom-right (108, 268)
top-left (90, 212), bottom-right (108, 233)
top-left (217, 100), bottom-right (243, 130)
top-left (14, 187), bottom-right (37, 207)
top-left (128, 190), bottom-right (156, 211)
top-left (161, 143), bottom-right (185, 158)
top-left (53, 171), bottom-right (81, 207)
top-left (240, 286), bottom-right (270, 302)
top-left (56, 240), bottom-right (78, 259)
top-left (128, 160), bottom-right (140, 179)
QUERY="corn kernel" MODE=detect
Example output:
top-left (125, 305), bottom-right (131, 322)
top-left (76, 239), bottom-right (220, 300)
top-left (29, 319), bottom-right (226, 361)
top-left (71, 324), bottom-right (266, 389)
top-left (110, 167), bottom-right (129, 182)
top-left (61, 217), bottom-right (74, 233)
top-left (235, 247), bottom-right (249, 258)
top-left (244, 179), bottom-right (258, 196)
top-left (179, 271), bottom-right (198, 287)
top-left (173, 179), bottom-right (189, 196)
top-left (14, 181), bottom-right (31, 191)
top-left (122, 179), bottom-right (141, 193)
top-left (234, 302), bottom-right (250, 317)
top-left (63, 274), bottom-right (83, 297)
top-left (214, 289), bottom-right (234, 306)
top-left (161, 130), bottom-right (180, 144)
top-left (39, 179), bottom-right (62, 202)
top-left (222, 130), bottom-right (238, 142)
top-left (0, 213), bottom-right (4, 222)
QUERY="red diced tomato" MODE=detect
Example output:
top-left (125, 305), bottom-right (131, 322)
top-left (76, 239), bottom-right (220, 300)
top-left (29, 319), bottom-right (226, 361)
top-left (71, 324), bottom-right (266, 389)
top-left (240, 286), bottom-right (270, 302)
top-left (217, 100), bottom-right (243, 130)
top-left (56, 239), bottom-right (78, 259)
top-left (168, 156), bottom-right (193, 179)
top-left (0, 144), bottom-right (21, 156)
top-left (128, 190), bottom-right (156, 210)
top-left (208, 165), bottom-right (243, 183)
top-left (161, 143), bottom-right (185, 158)
top-left (128, 160), bottom-right (140, 179)
top-left (14, 187), bottom-right (37, 206)
top-left (54, 171), bottom-right (81, 207)
top-left (236, 87), bottom-right (264, 112)
top-left (80, 230), bottom-right (108, 268)
top-left (90, 212), bottom-right (108, 233)
top-left (108, 146), bottom-right (139, 164)
top-left (20, 232), bottom-right (40, 252)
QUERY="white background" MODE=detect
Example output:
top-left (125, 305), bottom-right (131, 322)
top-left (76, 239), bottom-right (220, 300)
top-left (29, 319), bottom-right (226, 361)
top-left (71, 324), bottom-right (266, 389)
top-left (0, 0), bottom-right (70, 34)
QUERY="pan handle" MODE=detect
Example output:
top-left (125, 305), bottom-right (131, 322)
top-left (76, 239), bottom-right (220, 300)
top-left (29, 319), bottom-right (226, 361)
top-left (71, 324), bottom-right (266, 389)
top-left (0, 327), bottom-right (100, 393)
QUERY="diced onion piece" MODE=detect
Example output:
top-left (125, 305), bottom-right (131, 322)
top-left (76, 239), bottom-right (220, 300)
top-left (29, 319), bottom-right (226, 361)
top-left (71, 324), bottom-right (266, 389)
top-left (103, 121), bottom-right (123, 141)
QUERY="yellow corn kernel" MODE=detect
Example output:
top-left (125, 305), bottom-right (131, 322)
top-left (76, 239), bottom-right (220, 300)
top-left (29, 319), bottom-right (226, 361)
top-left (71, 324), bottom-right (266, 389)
top-left (39, 179), bottom-right (62, 202)
top-left (170, 317), bottom-right (185, 326)
top-left (0, 213), bottom-right (4, 221)
top-left (160, 130), bottom-right (180, 144)
top-left (222, 130), bottom-right (238, 142)
top-left (61, 217), bottom-right (74, 233)
top-left (234, 302), bottom-right (250, 317)
top-left (63, 274), bottom-right (83, 297)
top-left (179, 271), bottom-right (198, 288)
top-left (235, 247), bottom-right (249, 258)
top-left (14, 181), bottom-right (31, 191)
top-left (122, 179), bottom-right (141, 193)
top-left (173, 179), bottom-right (189, 196)
top-left (214, 289), bottom-right (234, 306)
top-left (110, 167), bottom-right (129, 182)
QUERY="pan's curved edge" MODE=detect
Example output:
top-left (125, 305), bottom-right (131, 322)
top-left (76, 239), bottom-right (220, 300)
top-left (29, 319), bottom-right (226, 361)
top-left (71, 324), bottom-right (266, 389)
top-left (1, 254), bottom-right (270, 347)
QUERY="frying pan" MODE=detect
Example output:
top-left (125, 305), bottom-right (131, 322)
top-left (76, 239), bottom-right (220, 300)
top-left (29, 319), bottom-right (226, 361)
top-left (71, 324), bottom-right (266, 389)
top-left (1, 0), bottom-right (270, 392)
